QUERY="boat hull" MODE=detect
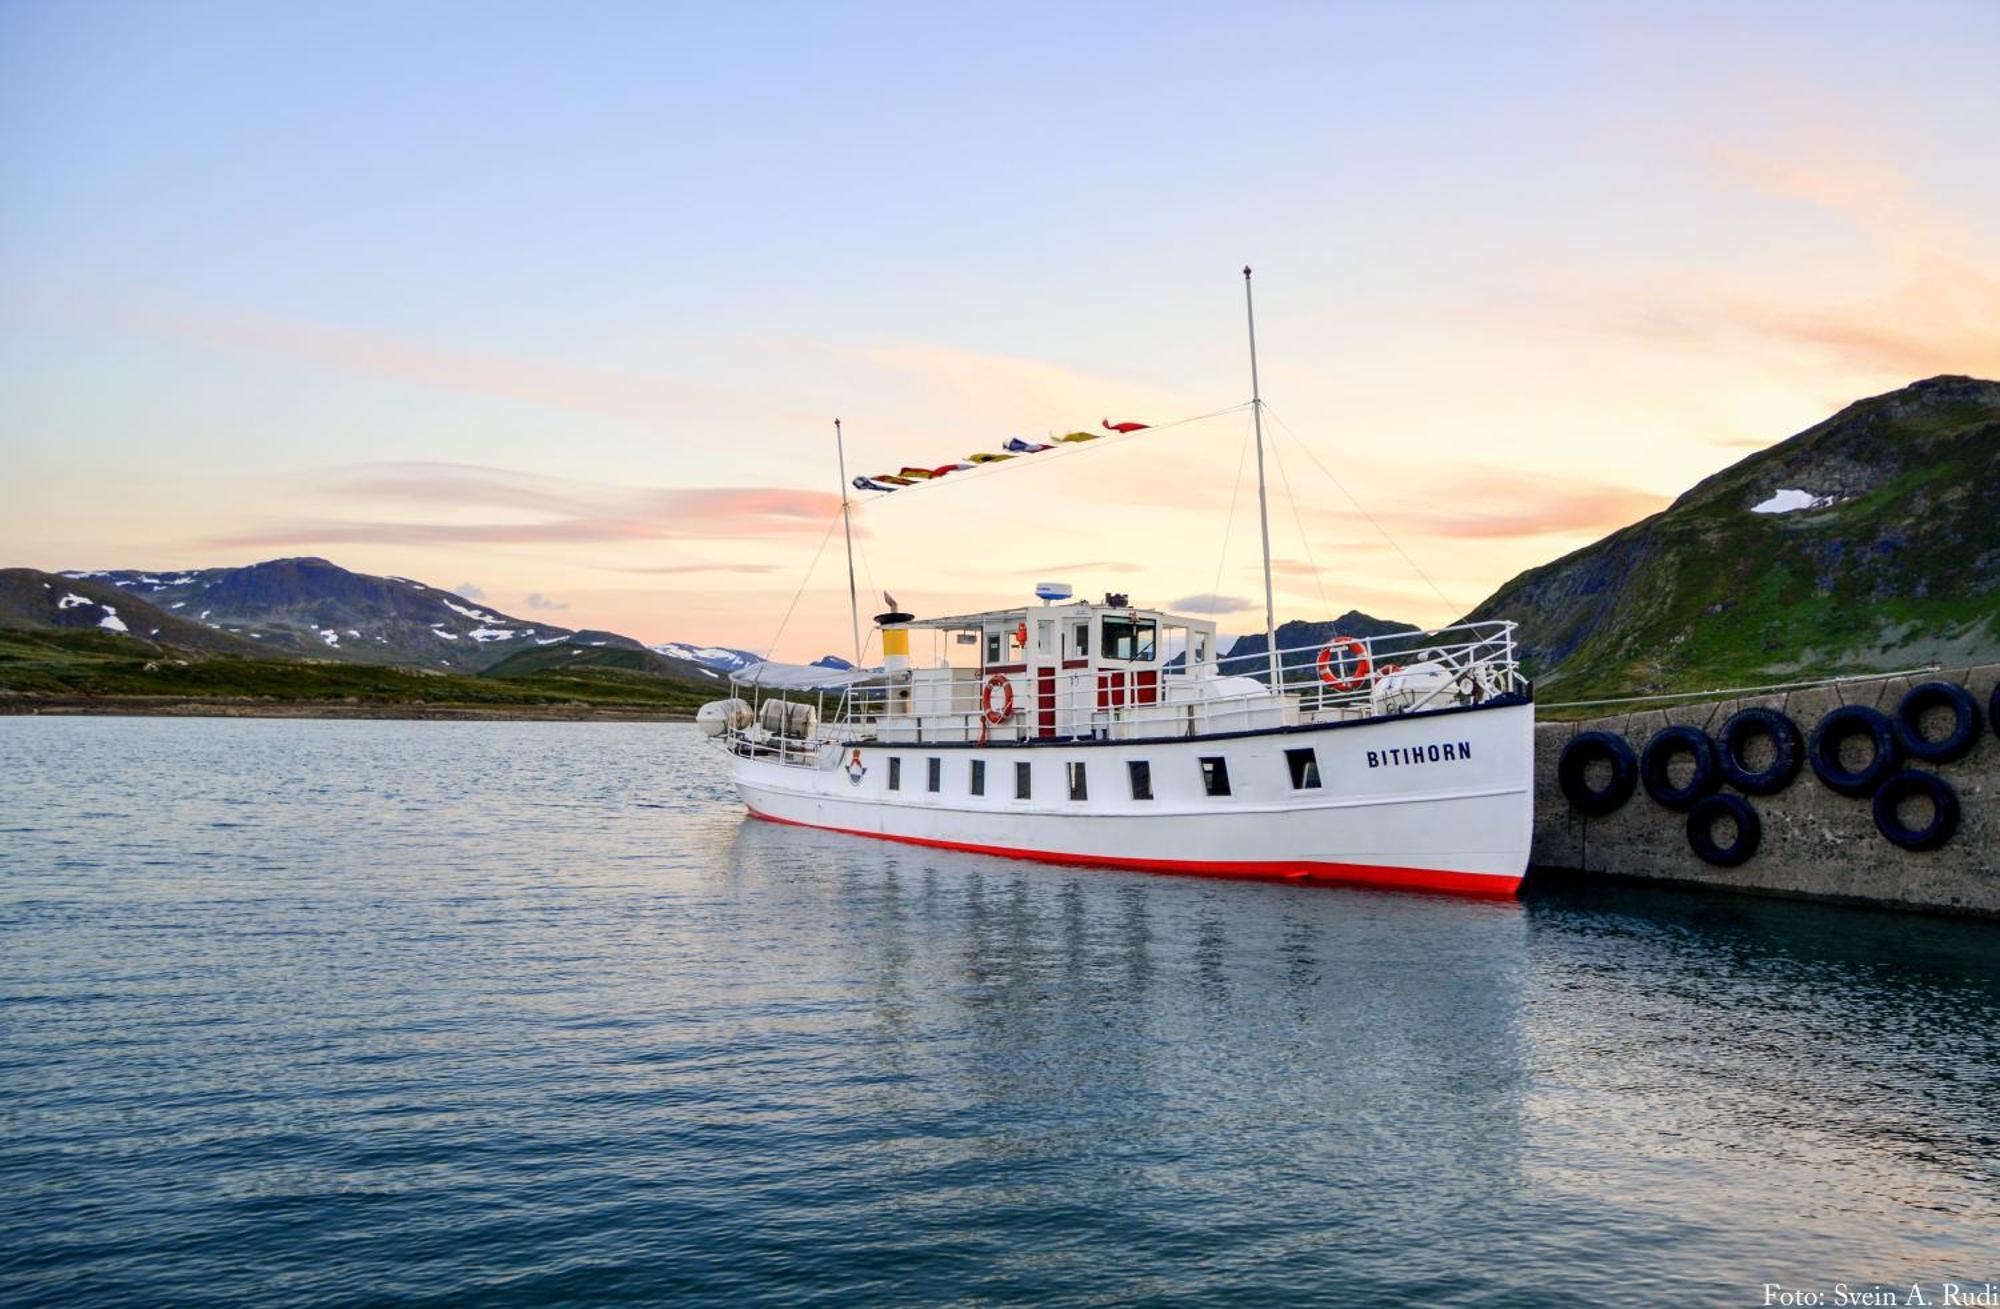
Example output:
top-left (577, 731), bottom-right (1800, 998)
top-left (730, 698), bottom-right (1533, 898)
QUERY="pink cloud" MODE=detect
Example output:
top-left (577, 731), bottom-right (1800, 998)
top-left (203, 463), bottom-right (845, 548)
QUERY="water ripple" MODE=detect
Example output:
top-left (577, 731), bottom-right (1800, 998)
top-left (1, 717), bottom-right (1995, 1306)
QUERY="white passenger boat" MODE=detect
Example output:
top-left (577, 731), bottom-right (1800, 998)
top-left (700, 271), bottom-right (1534, 897)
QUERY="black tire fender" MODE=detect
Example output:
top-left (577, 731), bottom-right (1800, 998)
top-left (1871, 770), bottom-right (1960, 851)
top-left (1558, 731), bottom-right (1639, 817)
top-left (1715, 707), bottom-right (1804, 796)
top-left (1893, 681), bottom-right (1982, 764)
top-left (1808, 705), bottom-right (1902, 797)
top-left (1686, 793), bottom-right (1761, 867)
top-left (1639, 725), bottom-right (1720, 812)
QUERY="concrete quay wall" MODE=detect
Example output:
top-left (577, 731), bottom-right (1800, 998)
top-left (1531, 664), bottom-right (1999, 918)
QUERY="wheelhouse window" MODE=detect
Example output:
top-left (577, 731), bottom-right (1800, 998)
top-left (1286, 747), bottom-right (1322, 790)
top-left (888, 757), bottom-right (902, 791)
top-left (1128, 760), bottom-right (1153, 801)
top-left (1015, 761), bottom-right (1032, 799)
top-left (1067, 761), bottom-right (1088, 801)
top-left (927, 757), bottom-right (942, 793)
top-left (984, 630), bottom-right (1004, 666)
top-left (1101, 617), bottom-right (1157, 662)
top-left (1200, 756), bottom-right (1231, 797)
top-left (970, 759), bottom-right (986, 796)
top-left (1072, 623), bottom-right (1090, 659)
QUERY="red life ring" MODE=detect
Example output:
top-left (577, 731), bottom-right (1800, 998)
top-left (981, 673), bottom-right (1015, 724)
top-left (1315, 636), bottom-right (1371, 691)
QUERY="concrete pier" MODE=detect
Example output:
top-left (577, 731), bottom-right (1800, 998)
top-left (1531, 664), bottom-right (1999, 918)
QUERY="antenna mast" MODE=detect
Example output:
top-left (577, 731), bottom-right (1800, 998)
top-left (834, 419), bottom-right (863, 670)
top-left (1243, 266), bottom-right (1280, 688)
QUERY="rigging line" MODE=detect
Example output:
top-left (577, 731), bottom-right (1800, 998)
top-left (845, 401), bottom-right (1253, 509)
top-left (1265, 425), bottom-right (1332, 624)
top-left (1205, 413), bottom-right (1256, 624)
top-left (761, 507), bottom-right (844, 661)
top-left (1260, 402), bottom-right (1464, 617)
top-left (1543, 665), bottom-right (1942, 710)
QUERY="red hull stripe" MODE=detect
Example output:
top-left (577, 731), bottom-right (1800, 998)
top-left (745, 808), bottom-right (1522, 899)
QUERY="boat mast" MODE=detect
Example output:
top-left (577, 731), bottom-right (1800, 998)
top-left (1243, 266), bottom-right (1279, 688)
top-left (834, 419), bottom-right (862, 670)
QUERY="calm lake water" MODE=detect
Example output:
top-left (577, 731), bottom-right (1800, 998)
top-left (2, 718), bottom-right (1995, 1307)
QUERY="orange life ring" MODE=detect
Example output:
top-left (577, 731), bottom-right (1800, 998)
top-left (981, 673), bottom-right (1015, 724)
top-left (1315, 636), bottom-right (1371, 691)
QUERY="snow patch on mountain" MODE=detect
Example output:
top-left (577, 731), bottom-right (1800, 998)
top-left (1751, 488), bottom-right (1837, 515)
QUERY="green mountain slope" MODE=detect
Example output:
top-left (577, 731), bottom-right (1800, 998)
top-left (0, 569), bottom-right (257, 654)
top-left (1466, 375), bottom-right (2000, 698)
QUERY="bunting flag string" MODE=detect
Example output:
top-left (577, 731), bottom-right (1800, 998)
top-left (852, 419), bottom-right (1153, 494)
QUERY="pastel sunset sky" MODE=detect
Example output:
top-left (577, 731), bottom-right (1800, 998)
top-left (4, 2), bottom-right (1996, 661)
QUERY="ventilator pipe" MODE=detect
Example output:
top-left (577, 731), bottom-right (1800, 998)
top-left (877, 609), bottom-right (915, 675)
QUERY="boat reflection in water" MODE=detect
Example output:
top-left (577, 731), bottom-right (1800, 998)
top-left (729, 817), bottom-right (1998, 1298)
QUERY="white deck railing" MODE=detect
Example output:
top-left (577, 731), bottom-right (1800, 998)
top-left (723, 620), bottom-right (1522, 765)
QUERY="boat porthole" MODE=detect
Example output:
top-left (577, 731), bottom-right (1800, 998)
top-left (1808, 705), bottom-right (1902, 797)
top-left (1557, 731), bottom-right (1637, 816)
top-left (1871, 770), bottom-right (1960, 852)
top-left (1686, 793), bottom-right (1760, 867)
top-left (1714, 707), bottom-right (1804, 796)
top-left (1639, 725), bottom-right (1721, 812)
top-left (1891, 681), bottom-right (1982, 764)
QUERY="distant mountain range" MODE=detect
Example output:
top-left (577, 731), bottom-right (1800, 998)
top-left (1464, 374), bottom-right (2000, 697)
top-left (4, 376), bottom-right (1991, 708)
top-left (3, 556), bottom-right (850, 681)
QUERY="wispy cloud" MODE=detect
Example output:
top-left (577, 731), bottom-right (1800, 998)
top-left (1167, 593), bottom-right (1257, 614)
top-left (113, 302), bottom-right (739, 426)
top-left (855, 342), bottom-right (1197, 429)
top-left (1650, 139), bottom-right (2000, 378)
top-left (204, 462), bottom-right (845, 549)
top-left (523, 592), bottom-right (568, 610)
top-left (1298, 469), bottom-right (1666, 543)
top-left (454, 581), bottom-right (487, 599)
top-left (616, 562), bottom-right (784, 576)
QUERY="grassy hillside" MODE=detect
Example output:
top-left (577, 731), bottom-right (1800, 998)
top-left (1467, 375), bottom-right (2000, 699)
top-left (0, 628), bottom-right (715, 714)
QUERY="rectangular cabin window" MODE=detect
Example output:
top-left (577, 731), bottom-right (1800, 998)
top-left (1286, 747), bottom-right (1322, 790)
top-left (1200, 756), bottom-right (1231, 797)
top-left (888, 757), bottom-right (902, 791)
top-left (927, 757), bottom-right (942, 793)
top-left (1101, 617), bottom-right (1157, 662)
top-left (970, 759), bottom-right (986, 796)
top-left (1015, 761), bottom-right (1032, 799)
top-left (1128, 760), bottom-right (1153, 801)
top-left (984, 630), bottom-right (1003, 666)
top-left (1068, 761), bottom-right (1088, 801)
top-left (1073, 623), bottom-right (1089, 658)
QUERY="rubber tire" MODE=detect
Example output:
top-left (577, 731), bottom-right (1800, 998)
top-left (1808, 704), bottom-right (1902, 797)
top-left (1892, 681), bottom-right (1982, 764)
top-left (1558, 731), bottom-right (1638, 817)
top-left (1639, 725), bottom-right (1721, 812)
top-left (1686, 793), bottom-right (1761, 867)
top-left (1715, 707), bottom-right (1804, 796)
top-left (1871, 770), bottom-right (1960, 852)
